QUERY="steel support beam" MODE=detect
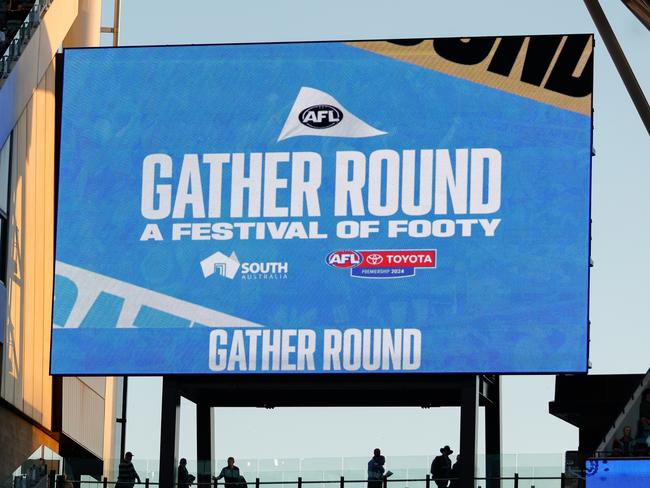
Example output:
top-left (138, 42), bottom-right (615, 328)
top-left (485, 377), bottom-right (502, 488)
top-left (119, 377), bottom-right (128, 462)
top-left (197, 404), bottom-right (214, 486)
top-left (113, 0), bottom-right (121, 47)
top-left (459, 376), bottom-right (479, 488)
top-left (159, 377), bottom-right (181, 488)
top-left (584, 0), bottom-right (650, 135)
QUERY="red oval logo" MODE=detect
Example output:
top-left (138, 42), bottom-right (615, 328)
top-left (326, 250), bottom-right (362, 268)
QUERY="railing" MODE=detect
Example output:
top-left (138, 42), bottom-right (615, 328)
top-left (4, 453), bottom-right (572, 488)
top-left (2, 445), bottom-right (62, 488)
top-left (100, 454), bottom-right (568, 486)
top-left (0, 0), bottom-right (55, 81)
top-left (38, 474), bottom-right (579, 488)
top-left (8, 474), bottom-right (49, 488)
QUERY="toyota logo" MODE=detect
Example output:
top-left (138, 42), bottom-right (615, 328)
top-left (365, 254), bottom-right (383, 265)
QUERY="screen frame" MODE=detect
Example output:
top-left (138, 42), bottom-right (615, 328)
top-left (50, 35), bottom-right (594, 377)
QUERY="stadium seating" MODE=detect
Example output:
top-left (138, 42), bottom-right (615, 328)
top-left (1, 1), bottom-right (36, 55)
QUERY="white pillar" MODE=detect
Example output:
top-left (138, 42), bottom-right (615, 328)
top-left (63, 0), bottom-right (101, 48)
top-left (102, 377), bottom-right (124, 480)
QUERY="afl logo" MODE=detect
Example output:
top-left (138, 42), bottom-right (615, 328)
top-left (326, 250), bottom-right (362, 268)
top-left (299, 105), bottom-right (344, 129)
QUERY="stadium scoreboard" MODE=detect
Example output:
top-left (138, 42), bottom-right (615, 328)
top-left (51, 35), bottom-right (593, 375)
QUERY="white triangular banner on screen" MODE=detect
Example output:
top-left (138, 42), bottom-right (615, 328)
top-left (277, 87), bottom-right (387, 141)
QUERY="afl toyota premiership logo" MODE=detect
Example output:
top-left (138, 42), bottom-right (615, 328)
top-left (327, 250), bottom-right (436, 279)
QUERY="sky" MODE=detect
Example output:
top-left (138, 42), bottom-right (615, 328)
top-left (97, 0), bottom-right (650, 472)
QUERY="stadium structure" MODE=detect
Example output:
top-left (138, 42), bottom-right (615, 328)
top-left (0, 1), bottom-right (649, 488)
top-left (0, 0), bottom-right (123, 485)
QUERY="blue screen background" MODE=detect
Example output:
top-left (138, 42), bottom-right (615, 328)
top-left (586, 459), bottom-right (650, 487)
top-left (52, 42), bottom-right (591, 375)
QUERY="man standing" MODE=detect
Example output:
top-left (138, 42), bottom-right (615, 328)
top-left (367, 448), bottom-right (385, 488)
top-left (448, 455), bottom-right (460, 488)
top-left (215, 457), bottom-right (244, 488)
top-left (116, 452), bottom-right (141, 488)
top-left (431, 446), bottom-right (453, 488)
top-left (37, 459), bottom-right (48, 480)
top-left (612, 426), bottom-right (635, 456)
top-left (178, 458), bottom-right (195, 488)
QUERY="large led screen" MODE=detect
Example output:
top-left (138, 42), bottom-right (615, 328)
top-left (52, 36), bottom-right (593, 375)
top-left (586, 459), bottom-right (650, 487)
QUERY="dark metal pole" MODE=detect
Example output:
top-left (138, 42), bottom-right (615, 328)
top-left (197, 404), bottom-right (214, 487)
top-left (485, 376), bottom-right (501, 488)
top-left (119, 376), bottom-right (128, 461)
top-left (112, 0), bottom-right (120, 47)
top-left (159, 377), bottom-right (181, 488)
top-left (459, 376), bottom-right (479, 488)
top-left (583, 0), bottom-right (650, 135)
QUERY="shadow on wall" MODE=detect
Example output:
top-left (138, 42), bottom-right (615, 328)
top-left (1, 32), bottom-right (58, 478)
top-left (5, 218), bottom-right (24, 383)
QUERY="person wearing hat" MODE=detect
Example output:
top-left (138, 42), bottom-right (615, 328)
top-left (116, 452), bottom-right (141, 488)
top-left (430, 446), bottom-right (453, 488)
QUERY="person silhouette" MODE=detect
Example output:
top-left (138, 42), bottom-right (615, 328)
top-left (116, 452), bottom-right (141, 488)
top-left (215, 457), bottom-right (244, 488)
top-left (448, 455), bottom-right (460, 488)
top-left (367, 448), bottom-right (386, 488)
top-left (178, 458), bottom-right (195, 488)
top-left (430, 446), bottom-right (453, 488)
